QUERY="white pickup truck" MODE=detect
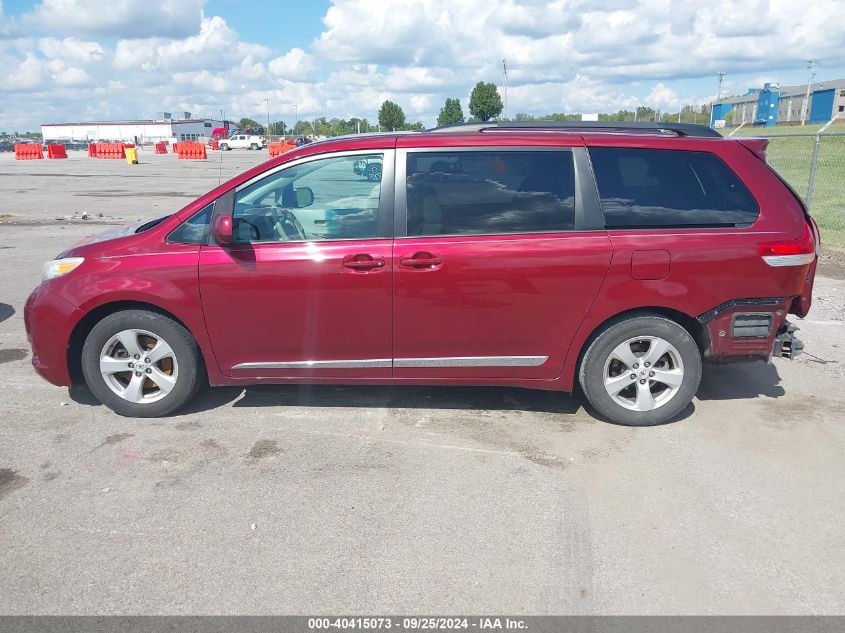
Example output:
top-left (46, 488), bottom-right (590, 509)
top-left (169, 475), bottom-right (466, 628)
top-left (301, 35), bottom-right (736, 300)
top-left (219, 134), bottom-right (267, 150)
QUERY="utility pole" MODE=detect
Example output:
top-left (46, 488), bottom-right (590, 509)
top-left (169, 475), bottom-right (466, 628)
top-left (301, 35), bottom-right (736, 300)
top-left (502, 58), bottom-right (508, 120)
top-left (294, 103), bottom-right (298, 133)
top-left (801, 59), bottom-right (817, 126)
top-left (264, 98), bottom-right (270, 137)
top-left (710, 71), bottom-right (725, 127)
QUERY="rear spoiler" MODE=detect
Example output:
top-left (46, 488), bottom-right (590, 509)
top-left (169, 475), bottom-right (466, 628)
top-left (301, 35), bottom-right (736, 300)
top-left (736, 138), bottom-right (769, 162)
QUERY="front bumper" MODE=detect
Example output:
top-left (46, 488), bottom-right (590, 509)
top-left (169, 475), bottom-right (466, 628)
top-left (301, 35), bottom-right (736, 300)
top-left (24, 283), bottom-right (82, 386)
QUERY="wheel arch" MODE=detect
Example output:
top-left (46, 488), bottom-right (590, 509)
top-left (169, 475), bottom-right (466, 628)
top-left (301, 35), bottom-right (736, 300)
top-left (569, 306), bottom-right (709, 388)
top-left (67, 300), bottom-right (209, 385)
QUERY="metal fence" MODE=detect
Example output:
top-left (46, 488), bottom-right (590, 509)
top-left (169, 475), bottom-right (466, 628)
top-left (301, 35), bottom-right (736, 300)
top-left (728, 127), bottom-right (845, 249)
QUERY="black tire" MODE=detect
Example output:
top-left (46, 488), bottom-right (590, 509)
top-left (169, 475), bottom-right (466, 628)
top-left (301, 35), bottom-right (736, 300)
top-left (81, 310), bottom-right (205, 418)
top-left (250, 143), bottom-right (259, 150)
top-left (220, 143), bottom-right (229, 151)
top-left (578, 314), bottom-right (701, 426)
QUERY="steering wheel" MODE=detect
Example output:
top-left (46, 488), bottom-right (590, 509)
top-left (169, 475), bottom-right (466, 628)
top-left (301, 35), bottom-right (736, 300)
top-left (234, 217), bottom-right (261, 241)
top-left (270, 206), bottom-right (308, 241)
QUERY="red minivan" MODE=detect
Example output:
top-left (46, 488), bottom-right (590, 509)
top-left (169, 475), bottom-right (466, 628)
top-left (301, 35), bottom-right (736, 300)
top-left (24, 122), bottom-right (818, 426)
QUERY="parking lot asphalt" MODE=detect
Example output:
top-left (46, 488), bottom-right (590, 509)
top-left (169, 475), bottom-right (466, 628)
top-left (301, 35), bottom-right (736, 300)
top-left (1, 150), bottom-right (844, 614)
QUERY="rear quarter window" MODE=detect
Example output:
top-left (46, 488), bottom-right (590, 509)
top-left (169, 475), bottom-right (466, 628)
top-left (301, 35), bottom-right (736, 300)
top-left (589, 147), bottom-right (759, 228)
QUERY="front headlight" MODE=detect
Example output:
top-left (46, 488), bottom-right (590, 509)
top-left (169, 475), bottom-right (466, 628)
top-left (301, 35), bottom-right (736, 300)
top-left (41, 257), bottom-right (84, 282)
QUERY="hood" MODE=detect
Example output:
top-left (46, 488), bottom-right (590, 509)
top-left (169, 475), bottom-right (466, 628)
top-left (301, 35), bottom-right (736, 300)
top-left (71, 215), bottom-right (171, 248)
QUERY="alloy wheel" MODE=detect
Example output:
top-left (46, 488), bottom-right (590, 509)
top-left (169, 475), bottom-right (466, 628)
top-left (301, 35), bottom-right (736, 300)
top-left (602, 335), bottom-right (684, 412)
top-left (99, 329), bottom-right (179, 404)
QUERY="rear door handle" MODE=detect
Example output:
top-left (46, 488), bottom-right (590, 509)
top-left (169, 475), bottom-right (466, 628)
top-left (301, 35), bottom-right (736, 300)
top-left (343, 253), bottom-right (386, 271)
top-left (399, 252), bottom-right (443, 269)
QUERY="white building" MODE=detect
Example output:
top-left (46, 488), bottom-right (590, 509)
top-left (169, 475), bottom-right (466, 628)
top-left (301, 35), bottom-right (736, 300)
top-left (41, 115), bottom-right (227, 144)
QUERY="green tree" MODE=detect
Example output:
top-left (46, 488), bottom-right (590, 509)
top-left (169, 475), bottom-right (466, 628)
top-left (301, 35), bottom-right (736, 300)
top-left (378, 100), bottom-right (406, 131)
top-left (468, 82), bottom-right (503, 121)
top-left (237, 117), bottom-right (261, 130)
top-left (293, 121), bottom-right (313, 135)
top-left (268, 120), bottom-right (287, 136)
top-left (635, 106), bottom-right (656, 122)
top-left (437, 98), bottom-right (465, 126)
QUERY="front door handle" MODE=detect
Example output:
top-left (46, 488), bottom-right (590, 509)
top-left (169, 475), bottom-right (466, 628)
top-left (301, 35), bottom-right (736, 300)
top-left (343, 253), bottom-right (385, 271)
top-left (399, 252), bottom-right (443, 269)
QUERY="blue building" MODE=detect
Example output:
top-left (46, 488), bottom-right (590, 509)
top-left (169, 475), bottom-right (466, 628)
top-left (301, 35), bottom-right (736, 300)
top-left (712, 79), bottom-right (845, 126)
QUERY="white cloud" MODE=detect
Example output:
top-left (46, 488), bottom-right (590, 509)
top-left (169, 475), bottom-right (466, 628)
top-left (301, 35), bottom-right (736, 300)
top-left (5, 53), bottom-right (45, 90)
top-left (28, 0), bottom-right (206, 38)
top-left (645, 83), bottom-right (680, 110)
top-left (38, 37), bottom-right (104, 63)
top-left (113, 16), bottom-right (270, 73)
top-left (268, 48), bottom-right (317, 81)
top-left (3, 0), bottom-right (845, 132)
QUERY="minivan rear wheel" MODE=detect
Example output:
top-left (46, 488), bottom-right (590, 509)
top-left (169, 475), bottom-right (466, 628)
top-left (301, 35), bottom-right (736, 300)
top-left (81, 310), bottom-right (205, 417)
top-left (578, 315), bottom-right (701, 426)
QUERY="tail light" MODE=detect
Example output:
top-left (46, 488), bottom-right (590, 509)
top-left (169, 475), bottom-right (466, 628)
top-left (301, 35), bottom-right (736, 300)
top-left (758, 223), bottom-right (815, 267)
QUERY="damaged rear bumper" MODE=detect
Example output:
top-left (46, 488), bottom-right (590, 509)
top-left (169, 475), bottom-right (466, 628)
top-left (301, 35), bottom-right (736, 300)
top-left (772, 322), bottom-right (804, 359)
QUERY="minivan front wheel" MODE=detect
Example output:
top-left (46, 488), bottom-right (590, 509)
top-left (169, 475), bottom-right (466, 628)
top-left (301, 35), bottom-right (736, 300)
top-left (579, 315), bottom-right (701, 426)
top-left (81, 310), bottom-right (205, 417)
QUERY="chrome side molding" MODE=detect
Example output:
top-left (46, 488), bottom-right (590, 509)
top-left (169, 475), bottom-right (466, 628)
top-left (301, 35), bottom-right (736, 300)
top-left (393, 356), bottom-right (548, 368)
top-left (232, 359), bottom-right (392, 370)
top-left (232, 356), bottom-right (548, 370)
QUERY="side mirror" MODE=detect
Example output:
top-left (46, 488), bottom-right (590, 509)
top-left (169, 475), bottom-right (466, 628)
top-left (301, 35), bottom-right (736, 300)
top-left (211, 214), bottom-right (233, 246)
top-left (294, 187), bottom-right (314, 208)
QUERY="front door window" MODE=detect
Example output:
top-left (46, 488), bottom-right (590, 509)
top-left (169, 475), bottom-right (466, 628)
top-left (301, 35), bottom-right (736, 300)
top-left (233, 153), bottom-right (386, 242)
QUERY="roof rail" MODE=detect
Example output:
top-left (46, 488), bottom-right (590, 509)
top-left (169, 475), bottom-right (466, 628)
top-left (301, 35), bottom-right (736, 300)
top-left (426, 120), bottom-right (723, 138)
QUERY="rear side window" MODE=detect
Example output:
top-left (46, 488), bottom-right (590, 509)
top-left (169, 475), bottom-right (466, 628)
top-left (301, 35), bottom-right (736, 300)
top-left (589, 147), bottom-right (759, 228)
top-left (405, 150), bottom-right (575, 236)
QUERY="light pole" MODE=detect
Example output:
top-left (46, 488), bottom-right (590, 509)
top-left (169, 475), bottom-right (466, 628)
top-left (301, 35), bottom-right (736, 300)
top-left (264, 98), bottom-right (270, 137)
top-left (294, 103), bottom-right (298, 133)
top-left (800, 59), bottom-right (817, 126)
top-left (502, 58), bottom-right (508, 120)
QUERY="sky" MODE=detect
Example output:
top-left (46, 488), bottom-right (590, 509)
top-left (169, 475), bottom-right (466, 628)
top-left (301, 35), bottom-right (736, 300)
top-left (1, 0), bottom-right (844, 132)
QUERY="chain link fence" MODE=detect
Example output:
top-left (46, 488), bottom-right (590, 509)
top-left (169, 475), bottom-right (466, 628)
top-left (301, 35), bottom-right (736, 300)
top-left (727, 127), bottom-right (845, 249)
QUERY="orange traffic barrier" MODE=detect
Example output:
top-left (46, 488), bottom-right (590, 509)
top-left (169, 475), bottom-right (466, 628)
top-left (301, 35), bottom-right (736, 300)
top-left (47, 144), bottom-right (68, 159)
top-left (91, 143), bottom-right (126, 159)
top-left (87, 143), bottom-right (96, 157)
top-left (171, 142), bottom-right (179, 154)
top-left (209, 139), bottom-right (219, 150)
top-left (176, 142), bottom-right (207, 160)
top-left (269, 141), bottom-right (297, 157)
top-left (154, 142), bottom-right (167, 154)
top-left (15, 144), bottom-right (44, 160)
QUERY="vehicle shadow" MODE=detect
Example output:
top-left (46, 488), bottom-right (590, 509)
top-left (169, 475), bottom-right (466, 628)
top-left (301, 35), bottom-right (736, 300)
top-left (69, 381), bottom-right (703, 425)
top-left (193, 383), bottom-right (585, 415)
top-left (0, 303), bottom-right (14, 323)
top-left (696, 361), bottom-right (785, 400)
